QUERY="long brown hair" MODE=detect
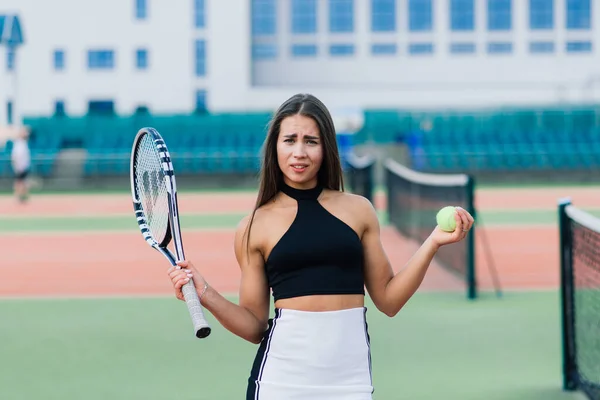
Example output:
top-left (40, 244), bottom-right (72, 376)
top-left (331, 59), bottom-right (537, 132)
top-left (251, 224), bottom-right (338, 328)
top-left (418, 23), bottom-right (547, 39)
top-left (244, 93), bottom-right (345, 252)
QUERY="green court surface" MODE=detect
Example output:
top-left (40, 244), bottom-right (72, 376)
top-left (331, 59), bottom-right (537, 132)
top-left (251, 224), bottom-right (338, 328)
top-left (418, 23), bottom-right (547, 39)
top-left (0, 213), bottom-right (247, 232)
top-left (2, 209), bottom-right (600, 233)
top-left (0, 291), bottom-right (586, 400)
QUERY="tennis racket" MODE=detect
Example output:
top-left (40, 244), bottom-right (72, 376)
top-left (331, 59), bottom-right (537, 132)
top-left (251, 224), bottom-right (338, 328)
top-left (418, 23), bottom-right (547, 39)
top-left (130, 127), bottom-right (211, 339)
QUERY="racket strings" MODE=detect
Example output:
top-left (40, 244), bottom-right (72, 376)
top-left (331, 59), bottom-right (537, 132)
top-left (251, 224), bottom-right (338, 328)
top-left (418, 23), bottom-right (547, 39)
top-left (135, 134), bottom-right (171, 244)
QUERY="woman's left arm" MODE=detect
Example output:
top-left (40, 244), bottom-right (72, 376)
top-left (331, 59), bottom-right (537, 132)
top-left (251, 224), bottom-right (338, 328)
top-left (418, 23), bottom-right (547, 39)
top-left (358, 198), bottom-right (474, 317)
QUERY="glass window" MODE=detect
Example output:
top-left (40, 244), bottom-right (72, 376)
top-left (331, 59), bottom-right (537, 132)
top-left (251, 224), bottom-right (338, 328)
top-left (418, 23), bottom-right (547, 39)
top-left (450, 43), bottom-right (476, 54)
top-left (488, 0), bottom-right (511, 30)
top-left (566, 0), bottom-right (591, 29)
top-left (195, 89), bottom-right (207, 113)
top-left (291, 44), bottom-right (318, 57)
top-left (55, 100), bottom-right (66, 116)
top-left (88, 50), bottom-right (115, 69)
top-left (329, 0), bottom-right (354, 33)
top-left (195, 40), bottom-right (205, 76)
top-left (487, 42), bottom-right (512, 53)
top-left (409, 0), bottom-right (433, 31)
top-left (530, 0), bottom-right (553, 30)
top-left (252, 43), bottom-right (278, 59)
top-left (409, 43), bottom-right (434, 54)
top-left (135, 0), bottom-right (147, 20)
top-left (252, 0), bottom-right (276, 35)
top-left (136, 49), bottom-right (148, 69)
top-left (530, 41), bottom-right (554, 53)
top-left (291, 0), bottom-right (317, 33)
top-left (54, 50), bottom-right (65, 70)
top-left (450, 0), bottom-right (475, 31)
top-left (195, 0), bottom-right (205, 28)
top-left (566, 41), bottom-right (592, 52)
top-left (371, 0), bottom-right (396, 32)
top-left (329, 44), bottom-right (355, 56)
top-left (371, 43), bottom-right (397, 55)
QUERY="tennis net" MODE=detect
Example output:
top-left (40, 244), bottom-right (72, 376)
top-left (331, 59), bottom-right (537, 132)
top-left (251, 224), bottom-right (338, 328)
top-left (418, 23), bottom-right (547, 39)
top-left (384, 159), bottom-right (476, 299)
top-left (559, 199), bottom-right (600, 400)
top-left (346, 152), bottom-right (376, 204)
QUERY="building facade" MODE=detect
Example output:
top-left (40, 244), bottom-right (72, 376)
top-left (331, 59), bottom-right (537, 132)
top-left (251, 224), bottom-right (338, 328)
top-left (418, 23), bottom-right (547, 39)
top-left (0, 0), bottom-right (598, 126)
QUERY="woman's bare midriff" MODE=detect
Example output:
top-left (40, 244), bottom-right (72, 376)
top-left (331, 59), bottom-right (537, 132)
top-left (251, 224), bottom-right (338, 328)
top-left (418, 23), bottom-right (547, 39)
top-left (275, 294), bottom-right (365, 312)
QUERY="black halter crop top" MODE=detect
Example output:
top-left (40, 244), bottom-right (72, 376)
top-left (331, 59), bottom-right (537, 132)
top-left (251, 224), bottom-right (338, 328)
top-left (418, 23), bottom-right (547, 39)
top-left (264, 182), bottom-right (366, 302)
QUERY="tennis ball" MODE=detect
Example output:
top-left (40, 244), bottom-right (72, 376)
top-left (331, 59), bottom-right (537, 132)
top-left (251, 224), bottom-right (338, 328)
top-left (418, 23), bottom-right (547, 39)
top-left (436, 206), bottom-right (457, 232)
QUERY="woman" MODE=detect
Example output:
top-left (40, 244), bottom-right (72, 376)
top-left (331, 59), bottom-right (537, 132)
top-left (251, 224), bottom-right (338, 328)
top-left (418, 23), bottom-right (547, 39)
top-left (168, 93), bottom-right (474, 399)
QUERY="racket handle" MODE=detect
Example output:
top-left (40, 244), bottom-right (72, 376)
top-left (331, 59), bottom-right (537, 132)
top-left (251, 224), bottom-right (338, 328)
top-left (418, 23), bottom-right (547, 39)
top-left (182, 279), bottom-right (212, 338)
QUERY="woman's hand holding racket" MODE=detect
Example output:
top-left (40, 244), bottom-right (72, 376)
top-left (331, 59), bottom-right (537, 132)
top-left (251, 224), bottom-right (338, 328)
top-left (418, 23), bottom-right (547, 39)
top-left (167, 260), bottom-right (208, 302)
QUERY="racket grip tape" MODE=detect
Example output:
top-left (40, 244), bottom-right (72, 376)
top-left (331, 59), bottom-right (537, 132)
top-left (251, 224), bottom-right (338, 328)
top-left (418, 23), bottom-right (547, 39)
top-left (182, 280), bottom-right (212, 338)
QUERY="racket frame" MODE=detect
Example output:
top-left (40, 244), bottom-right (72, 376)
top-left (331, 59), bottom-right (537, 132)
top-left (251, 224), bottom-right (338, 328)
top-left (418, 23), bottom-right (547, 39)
top-left (130, 127), bottom-right (211, 339)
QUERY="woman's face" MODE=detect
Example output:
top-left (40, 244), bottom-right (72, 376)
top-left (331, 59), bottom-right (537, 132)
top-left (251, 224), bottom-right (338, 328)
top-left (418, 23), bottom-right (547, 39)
top-left (277, 114), bottom-right (323, 189)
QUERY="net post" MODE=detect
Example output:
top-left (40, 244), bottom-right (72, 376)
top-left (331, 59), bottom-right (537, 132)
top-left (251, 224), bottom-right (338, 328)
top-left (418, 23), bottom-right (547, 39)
top-left (558, 197), bottom-right (576, 391)
top-left (465, 175), bottom-right (477, 300)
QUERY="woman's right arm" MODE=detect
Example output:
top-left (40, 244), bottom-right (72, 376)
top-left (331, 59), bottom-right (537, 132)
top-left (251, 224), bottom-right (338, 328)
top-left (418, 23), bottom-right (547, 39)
top-left (169, 215), bottom-right (270, 344)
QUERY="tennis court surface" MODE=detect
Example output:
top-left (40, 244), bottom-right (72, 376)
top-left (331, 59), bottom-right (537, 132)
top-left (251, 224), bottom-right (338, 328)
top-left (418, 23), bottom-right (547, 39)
top-left (1, 185), bottom-right (597, 399)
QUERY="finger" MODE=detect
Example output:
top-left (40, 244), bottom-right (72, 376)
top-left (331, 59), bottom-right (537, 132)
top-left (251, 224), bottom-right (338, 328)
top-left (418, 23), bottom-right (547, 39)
top-left (168, 269), bottom-right (186, 280)
top-left (455, 207), bottom-right (471, 232)
top-left (171, 271), bottom-right (193, 283)
top-left (167, 266), bottom-right (183, 276)
top-left (176, 260), bottom-right (188, 268)
top-left (174, 276), bottom-right (191, 290)
top-left (460, 207), bottom-right (475, 228)
top-left (453, 212), bottom-right (464, 238)
top-left (458, 209), bottom-right (470, 231)
top-left (467, 212), bottom-right (475, 229)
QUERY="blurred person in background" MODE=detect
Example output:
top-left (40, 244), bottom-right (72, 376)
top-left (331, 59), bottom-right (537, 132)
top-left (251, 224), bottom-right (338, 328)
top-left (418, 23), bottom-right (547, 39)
top-left (11, 126), bottom-right (31, 204)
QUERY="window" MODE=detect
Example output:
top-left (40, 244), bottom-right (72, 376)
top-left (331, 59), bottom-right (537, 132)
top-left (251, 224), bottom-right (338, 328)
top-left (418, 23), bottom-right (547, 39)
top-left (6, 46), bottom-right (15, 71)
top-left (88, 100), bottom-right (115, 115)
top-left (487, 42), bottom-right (512, 53)
top-left (409, 0), bottom-right (433, 31)
top-left (55, 100), bottom-right (66, 116)
top-left (529, 0), bottom-right (553, 30)
top-left (252, 43), bottom-right (278, 59)
top-left (252, 0), bottom-right (276, 35)
top-left (529, 41), bottom-right (554, 53)
top-left (195, 89), bottom-right (207, 113)
top-left (135, 0), bottom-right (147, 20)
top-left (329, 44), bottom-right (354, 56)
top-left (450, 0), bottom-right (475, 31)
top-left (371, 0), bottom-right (396, 32)
top-left (329, 0), bottom-right (354, 33)
top-left (371, 43), bottom-right (397, 55)
top-left (6, 101), bottom-right (13, 125)
top-left (450, 42), bottom-right (476, 54)
top-left (291, 44), bottom-right (318, 57)
top-left (136, 49), bottom-right (148, 69)
top-left (291, 0), bottom-right (317, 34)
top-left (409, 43), bottom-right (434, 54)
top-left (488, 0), bottom-right (511, 31)
top-left (566, 41), bottom-right (592, 53)
top-left (566, 0), bottom-right (590, 29)
top-left (195, 40), bottom-right (205, 76)
top-left (88, 50), bottom-right (114, 70)
top-left (54, 50), bottom-right (65, 71)
top-left (195, 0), bottom-right (205, 28)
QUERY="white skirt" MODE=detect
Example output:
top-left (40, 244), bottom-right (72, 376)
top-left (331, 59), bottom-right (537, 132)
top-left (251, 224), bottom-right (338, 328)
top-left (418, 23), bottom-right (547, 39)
top-left (246, 307), bottom-right (374, 400)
